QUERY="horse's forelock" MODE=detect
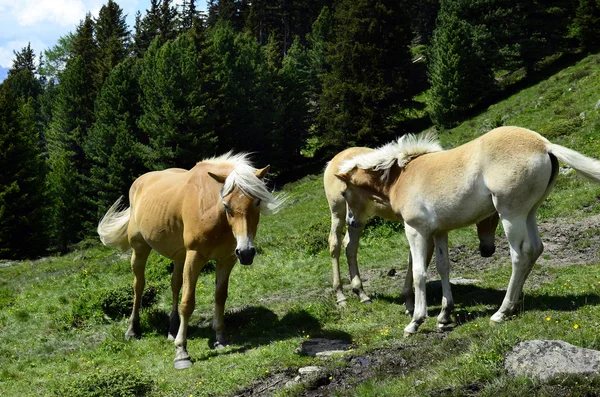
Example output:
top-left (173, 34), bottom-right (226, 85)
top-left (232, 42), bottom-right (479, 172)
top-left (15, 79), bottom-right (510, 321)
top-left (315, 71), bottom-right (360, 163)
top-left (215, 158), bottom-right (284, 215)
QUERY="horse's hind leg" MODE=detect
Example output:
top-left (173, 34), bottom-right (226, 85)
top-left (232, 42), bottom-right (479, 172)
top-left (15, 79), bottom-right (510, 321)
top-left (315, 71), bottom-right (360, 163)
top-left (125, 242), bottom-right (151, 340)
top-left (477, 213), bottom-right (499, 257)
top-left (490, 211), bottom-right (543, 324)
top-left (328, 201), bottom-right (347, 305)
top-left (168, 260), bottom-right (184, 340)
top-left (213, 255), bottom-right (237, 349)
top-left (434, 232), bottom-right (454, 328)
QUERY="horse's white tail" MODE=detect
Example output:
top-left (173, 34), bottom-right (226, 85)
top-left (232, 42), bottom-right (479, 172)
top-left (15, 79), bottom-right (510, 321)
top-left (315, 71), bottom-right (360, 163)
top-left (548, 143), bottom-right (600, 183)
top-left (97, 197), bottom-right (131, 251)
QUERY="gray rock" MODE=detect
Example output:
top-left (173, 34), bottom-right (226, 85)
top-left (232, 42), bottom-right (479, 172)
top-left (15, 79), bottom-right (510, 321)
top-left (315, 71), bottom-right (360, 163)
top-left (595, 99), bottom-right (600, 111)
top-left (505, 340), bottom-right (600, 380)
top-left (298, 366), bottom-right (322, 376)
top-left (298, 338), bottom-right (351, 357)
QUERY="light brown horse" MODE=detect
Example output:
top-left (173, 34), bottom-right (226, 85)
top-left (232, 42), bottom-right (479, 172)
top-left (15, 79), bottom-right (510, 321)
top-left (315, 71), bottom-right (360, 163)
top-left (97, 153), bottom-right (283, 369)
top-left (336, 126), bottom-right (600, 335)
top-left (325, 146), bottom-right (500, 307)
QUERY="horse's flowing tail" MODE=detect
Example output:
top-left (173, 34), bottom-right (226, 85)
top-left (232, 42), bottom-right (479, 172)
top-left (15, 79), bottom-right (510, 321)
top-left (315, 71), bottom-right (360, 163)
top-left (97, 197), bottom-right (131, 251)
top-left (547, 143), bottom-right (600, 183)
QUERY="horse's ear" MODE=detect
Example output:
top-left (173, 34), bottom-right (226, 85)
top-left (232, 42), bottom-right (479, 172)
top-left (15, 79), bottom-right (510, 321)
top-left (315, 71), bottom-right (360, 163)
top-left (335, 173), bottom-right (349, 183)
top-left (254, 165), bottom-right (270, 180)
top-left (208, 171), bottom-right (227, 184)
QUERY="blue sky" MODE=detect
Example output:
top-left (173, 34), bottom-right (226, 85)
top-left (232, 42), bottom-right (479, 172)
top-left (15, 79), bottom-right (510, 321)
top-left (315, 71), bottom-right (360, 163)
top-left (0, 0), bottom-right (207, 80)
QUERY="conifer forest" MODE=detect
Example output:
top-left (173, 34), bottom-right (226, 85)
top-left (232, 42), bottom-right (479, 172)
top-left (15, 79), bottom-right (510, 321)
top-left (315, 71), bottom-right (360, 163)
top-left (1, 0), bottom-right (600, 259)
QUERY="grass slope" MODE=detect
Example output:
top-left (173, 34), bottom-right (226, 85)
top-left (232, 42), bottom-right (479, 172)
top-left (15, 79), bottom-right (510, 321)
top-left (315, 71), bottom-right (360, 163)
top-left (2, 53), bottom-right (600, 396)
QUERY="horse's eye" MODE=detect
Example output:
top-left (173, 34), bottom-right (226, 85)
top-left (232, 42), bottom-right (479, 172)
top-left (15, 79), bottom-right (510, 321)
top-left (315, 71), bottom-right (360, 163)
top-left (254, 199), bottom-right (261, 207)
top-left (223, 202), bottom-right (233, 216)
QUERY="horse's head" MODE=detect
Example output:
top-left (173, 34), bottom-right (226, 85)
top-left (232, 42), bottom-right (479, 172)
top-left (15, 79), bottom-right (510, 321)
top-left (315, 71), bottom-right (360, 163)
top-left (209, 165), bottom-right (272, 265)
top-left (335, 168), bottom-right (392, 212)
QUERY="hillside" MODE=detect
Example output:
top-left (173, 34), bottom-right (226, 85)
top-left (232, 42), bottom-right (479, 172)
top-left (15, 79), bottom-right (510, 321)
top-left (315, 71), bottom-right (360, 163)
top-left (1, 53), bottom-right (600, 396)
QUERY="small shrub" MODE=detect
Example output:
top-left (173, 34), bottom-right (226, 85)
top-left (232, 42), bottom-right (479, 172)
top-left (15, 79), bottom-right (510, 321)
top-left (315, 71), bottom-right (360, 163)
top-left (541, 116), bottom-right (584, 139)
top-left (0, 288), bottom-right (15, 310)
top-left (97, 285), bottom-right (158, 319)
top-left (300, 220), bottom-right (330, 255)
top-left (363, 217), bottom-right (404, 239)
top-left (53, 369), bottom-right (153, 397)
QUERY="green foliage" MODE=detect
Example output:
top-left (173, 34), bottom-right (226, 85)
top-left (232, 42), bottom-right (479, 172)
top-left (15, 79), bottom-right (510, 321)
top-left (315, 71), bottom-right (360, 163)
top-left (94, 0), bottom-right (130, 89)
top-left (427, 0), bottom-right (497, 128)
top-left (97, 284), bottom-right (158, 319)
top-left (53, 369), bottom-right (153, 397)
top-left (319, 0), bottom-right (413, 150)
top-left (300, 220), bottom-right (329, 255)
top-left (573, 0), bottom-right (600, 50)
top-left (0, 84), bottom-right (49, 258)
top-left (138, 32), bottom-right (217, 169)
top-left (85, 56), bottom-right (147, 218)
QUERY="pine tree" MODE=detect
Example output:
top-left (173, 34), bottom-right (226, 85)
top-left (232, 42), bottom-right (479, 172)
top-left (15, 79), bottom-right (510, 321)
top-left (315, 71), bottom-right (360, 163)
top-left (318, 0), bottom-right (413, 150)
top-left (138, 32), bottom-right (217, 170)
top-left (159, 0), bottom-right (179, 42)
top-left (45, 16), bottom-right (100, 250)
top-left (39, 33), bottom-right (74, 82)
top-left (574, 0), bottom-right (600, 50)
top-left (133, 0), bottom-right (161, 56)
top-left (86, 57), bottom-right (147, 216)
top-left (0, 84), bottom-right (49, 258)
top-left (427, 0), bottom-right (496, 128)
top-left (6, 44), bottom-right (42, 101)
top-left (180, 0), bottom-right (198, 31)
top-left (94, 0), bottom-right (130, 89)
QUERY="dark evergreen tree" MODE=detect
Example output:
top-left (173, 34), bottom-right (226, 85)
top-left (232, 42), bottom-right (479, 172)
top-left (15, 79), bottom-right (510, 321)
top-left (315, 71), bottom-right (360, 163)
top-left (159, 0), bottom-right (179, 42)
top-left (318, 0), bottom-right (413, 150)
top-left (138, 31), bottom-right (217, 170)
top-left (133, 0), bottom-right (161, 56)
top-left (0, 85), bottom-right (49, 259)
top-left (574, 0), bottom-right (600, 50)
top-left (86, 57), bottom-right (147, 216)
top-left (180, 0), bottom-right (199, 31)
top-left (94, 0), bottom-right (130, 89)
top-left (45, 16), bottom-right (99, 251)
top-left (427, 0), bottom-right (496, 128)
top-left (5, 44), bottom-right (42, 101)
top-left (208, 22), bottom-right (272, 157)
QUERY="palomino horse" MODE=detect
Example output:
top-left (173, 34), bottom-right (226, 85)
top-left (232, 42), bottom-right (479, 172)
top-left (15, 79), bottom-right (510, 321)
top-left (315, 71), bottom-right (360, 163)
top-left (335, 126), bottom-right (600, 335)
top-left (97, 153), bottom-right (283, 369)
top-left (325, 147), bottom-right (500, 306)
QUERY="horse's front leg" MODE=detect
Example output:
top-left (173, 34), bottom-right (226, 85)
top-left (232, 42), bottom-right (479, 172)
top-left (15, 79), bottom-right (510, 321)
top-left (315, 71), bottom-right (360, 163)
top-left (168, 261), bottom-right (184, 340)
top-left (329, 207), bottom-right (347, 306)
top-left (213, 255), bottom-right (237, 349)
top-left (345, 208), bottom-right (370, 303)
top-left (173, 250), bottom-right (204, 370)
top-left (434, 232), bottom-right (454, 328)
top-left (404, 224), bottom-right (433, 336)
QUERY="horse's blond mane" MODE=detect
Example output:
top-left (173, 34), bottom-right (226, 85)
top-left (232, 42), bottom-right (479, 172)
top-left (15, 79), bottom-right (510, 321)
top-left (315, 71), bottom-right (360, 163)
top-left (203, 151), bottom-right (284, 215)
top-left (338, 133), bottom-right (443, 180)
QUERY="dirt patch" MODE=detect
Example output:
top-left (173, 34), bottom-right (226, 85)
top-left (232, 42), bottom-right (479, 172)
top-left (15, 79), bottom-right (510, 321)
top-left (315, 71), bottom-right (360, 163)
top-left (232, 333), bottom-right (468, 397)
top-left (449, 214), bottom-right (600, 273)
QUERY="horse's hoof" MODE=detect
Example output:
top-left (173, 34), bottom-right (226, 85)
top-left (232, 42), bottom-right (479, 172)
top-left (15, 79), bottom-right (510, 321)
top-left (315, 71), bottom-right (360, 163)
top-left (167, 333), bottom-right (176, 341)
top-left (174, 358), bottom-right (193, 370)
top-left (489, 313), bottom-right (504, 325)
top-left (336, 298), bottom-right (348, 307)
top-left (124, 331), bottom-right (140, 341)
top-left (403, 330), bottom-right (415, 338)
top-left (360, 297), bottom-right (372, 304)
top-left (214, 341), bottom-right (227, 350)
top-left (437, 323), bottom-right (453, 332)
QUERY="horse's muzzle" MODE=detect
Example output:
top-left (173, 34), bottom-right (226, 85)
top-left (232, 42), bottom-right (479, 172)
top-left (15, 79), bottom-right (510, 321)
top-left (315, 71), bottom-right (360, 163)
top-left (235, 247), bottom-right (256, 265)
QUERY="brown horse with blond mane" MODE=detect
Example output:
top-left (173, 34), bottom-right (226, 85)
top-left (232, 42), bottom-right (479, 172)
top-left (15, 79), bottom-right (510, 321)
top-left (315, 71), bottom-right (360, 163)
top-left (335, 126), bottom-right (600, 335)
top-left (97, 152), bottom-right (283, 369)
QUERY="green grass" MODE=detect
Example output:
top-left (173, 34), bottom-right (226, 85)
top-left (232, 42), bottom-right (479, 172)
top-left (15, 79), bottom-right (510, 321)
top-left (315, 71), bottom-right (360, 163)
top-left (2, 53), bottom-right (600, 396)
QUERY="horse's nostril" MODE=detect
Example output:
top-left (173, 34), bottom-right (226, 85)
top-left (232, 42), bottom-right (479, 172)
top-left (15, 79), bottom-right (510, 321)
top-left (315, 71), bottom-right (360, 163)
top-left (235, 248), bottom-right (241, 257)
top-left (250, 247), bottom-right (256, 255)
